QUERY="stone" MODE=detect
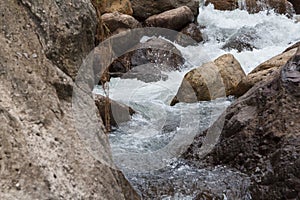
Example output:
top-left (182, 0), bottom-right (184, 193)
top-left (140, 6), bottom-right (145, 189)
top-left (183, 47), bottom-right (300, 199)
top-left (233, 47), bottom-right (298, 97)
top-left (171, 54), bottom-right (245, 105)
top-left (91, 0), bottom-right (133, 15)
top-left (176, 23), bottom-right (204, 47)
top-left (288, 0), bottom-right (300, 14)
top-left (94, 94), bottom-right (135, 128)
top-left (130, 0), bottom-right (199, 21)
top-left (145, 6), bottom-right (194, 31)
top-left (101, 12), bottom-right (140, 34)
top-left (0, 1), bottom-right (140, 199)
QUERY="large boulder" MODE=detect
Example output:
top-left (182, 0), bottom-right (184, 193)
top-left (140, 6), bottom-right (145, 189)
top-left (130, 0), bottom-right (199, 21)
top-left (0, 1), bottom-right (139, 199)
top-left (91, 0), bottom-right (133, 15)
top-left (103, 38), bottom-right (185, 82)
top-left (206, 0), bottom-right (294, 16)
top-left (184, 47), bottom-right (300, 199)
top-left (171, 54), bottom-right (245, 105)
top-left (145, 6), bottom-right (194, 31)
top-left (233, 46), bottom-right (298, 97)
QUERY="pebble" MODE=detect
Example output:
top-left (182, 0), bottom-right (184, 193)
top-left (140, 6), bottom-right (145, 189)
top-left (32, 53), bottom-right (38, 58)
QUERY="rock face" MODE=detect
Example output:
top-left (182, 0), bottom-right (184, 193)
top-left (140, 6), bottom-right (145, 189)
top-left (91, 0), bottom-right (133, 15)
top-left (101, 12), bottom-right (140, 34)
top-left (104, 38), bottom-right (185, 82)
top-left (145, 6), bottom-right (194, 31)
top-left (171, 54), bottom-right (245, 105)
top-left (184, 47), bottom-right (300, 199)
top-left (94, 95), bottom-right (135, 128)
top-left (0, 1), bottom-right (139, 199)
top-left (130, 0), bottom-right (200, 21)
top-left (233, 47), bottom-right (298, 97)
top-left (176, 23), bottom-right (204, 47)
top-left (206, 0), bottom-right (294, 16)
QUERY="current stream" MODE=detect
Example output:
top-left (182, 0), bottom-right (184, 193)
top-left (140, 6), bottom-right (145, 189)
top-left (94, 4), bottom-right (300, 199)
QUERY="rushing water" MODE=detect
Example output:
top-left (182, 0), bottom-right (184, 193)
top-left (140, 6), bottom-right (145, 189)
top-left (94, 4), bottom-right (300, 199)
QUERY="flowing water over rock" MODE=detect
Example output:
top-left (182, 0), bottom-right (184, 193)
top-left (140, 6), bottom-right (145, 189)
top-left (94, 4), bottom-right (300, 199)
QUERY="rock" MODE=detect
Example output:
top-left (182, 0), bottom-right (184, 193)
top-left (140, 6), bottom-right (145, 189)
top-left (171, 54), bottom-right (245, 105)
top-left (103, 38), bottom-right (185, 82)
top-left (183, 47), bottom-right (300, 199)
top-left (233, 47), bottom-right (298, 97)
top-left (145, 6), bottom-right (194, 31)
top-left (206, 0), bottom-right (294, 16)
top-left (130, 0), bottom-right (199, 21)
top-left (176, 23), bottom-right (204, 47)
top-left (288, 0), bottom-right (300, 14)
top-left (101, 12), bottom-right (140, 34)
top-left (222, 27), bottom-right (258, 52)
top-left (0, 1), bottom-right (140, 199)
top-left (91, 0), bottom-right (133, 15)
top-left (94, 95), bottom-right (135, 128)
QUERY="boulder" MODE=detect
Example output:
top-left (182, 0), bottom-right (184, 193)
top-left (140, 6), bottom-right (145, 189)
top-left (101, 12), bottom-right (140, 34)
top-left (130, 0), bottom-right (199, 21)
top-left (103, 38), bottom-right (185, 82)
top-left (176, 23), bottom-right (204, 47)
top-left (0, 1), bottom-right (139, 199)
top-left (171, 54), bottom-right (245, 105)
top-left (145, 6), bottom-right (194, 31)
top-left (184, 47), bottom-right (300, 199)
top-left (94, 95), bottom-right (135, 128)
top-left (206, 0), bottom-right (294, 16)
top-left (233, 47), bottom-right (298, 97)
top-left (288, 0), bottom-right (300, 14)
top-left (91, 0), bottom-right (133, 15)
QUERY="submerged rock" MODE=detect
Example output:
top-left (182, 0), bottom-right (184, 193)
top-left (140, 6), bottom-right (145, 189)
top-left (171, 54), bottom-right (245, 105)
top-left (184, 47), bottom-right (300, 199)
top-left (130, 0), bottom-right (199, 21)
top-left (233, 46), bottom-right (298, 97)
top-left (145, 6), bottom-right (194, 31)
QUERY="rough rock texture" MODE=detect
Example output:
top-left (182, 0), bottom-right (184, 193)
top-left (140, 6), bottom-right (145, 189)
top-left (171, 54), bottom-right (245, 105)
top-left (233, 47), bottom-right (297, 97)
top-left (101, 12), bottom-right (140, 34)
top-left (288, 0), bottom-right (300, 14)
top-left (206, 0), bottom-right (294, 16)
top-left (176, 23), bottom-right (203, 47)
top-left (94, 95), bottom-right (135, 128)
top-left (184, 47), bottom-right (300, 199)
top-left (130, 0), bottom-right (199, 21)
top-left (103, 38), bottom-right (185, 82)
top-left (0, 1), bottom-right (139, 199)
top-left (91, 0), bottom-right (133, 15)
top-left (145, 6), bottom-right (194, 31)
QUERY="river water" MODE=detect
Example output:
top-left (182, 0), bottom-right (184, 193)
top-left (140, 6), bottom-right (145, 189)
top-left (94, 4), bottom-right (300, 199)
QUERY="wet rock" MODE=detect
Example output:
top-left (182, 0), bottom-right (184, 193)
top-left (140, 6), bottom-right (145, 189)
top-left (130, 0), bottom-right (199, 21)
top-left (222, 27), bottom-right (258, 52)
top-left (103, 38), bottom-right (185, 82)
top-left (176, 23), bottom-right (204, 47)
top-left (206, 0), bottom-right (294, 16)
top-left (288, 0), bottom-right (300, 14)
top-left (184, 47), bottom-right (300, 199)
top-left (0, 1), bottom-right (140, 199)
top-left (171, 54), bottom-right (245, 105)
top-left (94, 94), bottom-right (135, 128)
top-left (91, 0), bottom-right (133, 15)
top-left (233, 46), bottom-right (298, 97)
top-left (145, 6), bottom-right (194, 31)
top-left (101, 12), bottom-right (140, 34)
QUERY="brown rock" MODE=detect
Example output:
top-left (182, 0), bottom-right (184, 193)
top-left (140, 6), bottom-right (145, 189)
top-left (183, 47), bottom-right (300, 199)
top-left (94, 94), bottom-right (135, 128)
top-left (101, 12), bottom-right (140, 34)
top-left (91, 0), bottom-right (133, 15)
top-left (176, 23), bottom-right (204, 47)
top-left (0, 1), bottom-right (139, 199)
top-left (145, 6), bottom-right (194, 31)
top-left (233, 47), bottom-right (298, 97)
top-left (171, 54), bottom-right (245, 105)
top-left (130, 0), bottom-right (199, 21)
